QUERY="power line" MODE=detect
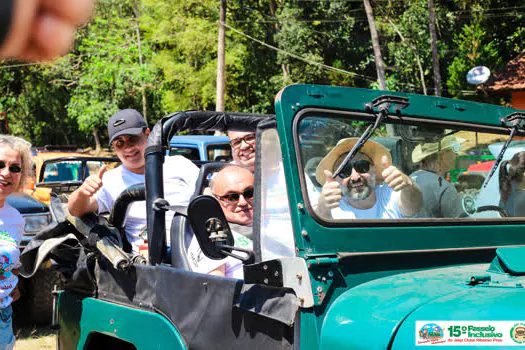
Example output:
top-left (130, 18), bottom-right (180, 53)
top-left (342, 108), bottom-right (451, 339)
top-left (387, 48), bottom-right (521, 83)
top-left (0, 62), bottom-right (49, 70)
top-left (229, 11), bottom-right (524, 24)
top-left (222, 22), bottom-right (377, 82)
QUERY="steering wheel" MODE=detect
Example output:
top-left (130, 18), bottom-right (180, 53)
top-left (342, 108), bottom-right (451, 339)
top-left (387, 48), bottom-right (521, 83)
top-left (459, 205), bottom-right (509, 218)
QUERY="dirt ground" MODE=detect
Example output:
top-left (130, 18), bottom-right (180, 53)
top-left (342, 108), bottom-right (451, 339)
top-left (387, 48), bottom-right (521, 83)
top-left (15, 326), bottom-right (56, 350)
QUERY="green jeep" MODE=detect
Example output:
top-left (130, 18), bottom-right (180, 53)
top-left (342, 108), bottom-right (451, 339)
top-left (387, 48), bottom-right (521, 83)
top-left (22, 85), bottom-right (525, 349)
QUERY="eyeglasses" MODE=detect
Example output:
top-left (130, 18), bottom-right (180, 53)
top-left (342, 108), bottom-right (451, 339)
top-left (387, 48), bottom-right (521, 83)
top-left (230, 134), bottom-right (256, 149)
top-left (0, 161), bottom-right (22, 173)
top-left (336, 160), bottom-right (371, 179)
top-left (214, 187), bottom-right (254, 203)
top-left (112, 134), bottom-right (145, 150)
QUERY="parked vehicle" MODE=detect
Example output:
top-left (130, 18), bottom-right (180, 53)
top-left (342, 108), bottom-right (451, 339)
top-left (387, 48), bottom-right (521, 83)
top-left (16, 152), bottom-right (120, 325)
top-left (22, 85), bottom-right (525, 348)
top-left (449, 151), bottom-right (495, 183)
top-left (7, 195), bottom-right (50, 251)
top-left (168, 135), bottom-right (232, 163)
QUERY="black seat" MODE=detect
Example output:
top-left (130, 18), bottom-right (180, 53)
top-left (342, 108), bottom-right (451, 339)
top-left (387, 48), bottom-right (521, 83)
top-left (170, 162), bottom-right (226, 270)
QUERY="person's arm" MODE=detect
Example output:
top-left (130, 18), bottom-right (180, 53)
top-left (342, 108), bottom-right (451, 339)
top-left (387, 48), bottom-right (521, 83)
top-left (10, 268), bottom-right (21, 302)
top-left (317, 170), bottom-right (341, 219)
top-left (398, 181), bottom-right (423, 217)
top-left (208, 264), bottom-right (226, 277)
top-left (381, 156), bottom-right (423, 217)
top-left (440, 184), bottom-right (463, 218)
top-left (68, 166), bottom-right (106, 217)
top-left (0, 0), bottom-right (94, 61)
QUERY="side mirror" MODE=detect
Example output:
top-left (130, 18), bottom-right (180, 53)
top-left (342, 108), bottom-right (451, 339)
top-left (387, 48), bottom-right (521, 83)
top-left (188, 195), bottom-right (254, 263)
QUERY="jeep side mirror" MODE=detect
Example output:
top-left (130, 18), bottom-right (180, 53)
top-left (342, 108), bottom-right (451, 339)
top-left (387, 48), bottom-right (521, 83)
top-left (188, 195), bottom-right (254, 263)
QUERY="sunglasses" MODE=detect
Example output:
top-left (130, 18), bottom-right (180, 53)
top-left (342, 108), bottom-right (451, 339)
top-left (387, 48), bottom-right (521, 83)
top-left (336, 159), bottom-right (371, 179)
top-left (215, 187), bottom-right (254, 203)
top-left (0, 161), bottom-right (22, 173)
top-left (230, 134), bottom-right (256, 149)
top-left (112, 134), bottom-right (145, 150)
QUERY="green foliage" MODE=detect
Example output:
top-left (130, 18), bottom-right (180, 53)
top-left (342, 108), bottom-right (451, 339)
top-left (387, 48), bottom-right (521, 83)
top-left (0, 0), bottom-right (523, 147)
top-left (63, 0), bottom-right (159, 145)
top-left (142, 0), bottom-right (221, 111)
top-left (447, 22), bottom-right (500, 96)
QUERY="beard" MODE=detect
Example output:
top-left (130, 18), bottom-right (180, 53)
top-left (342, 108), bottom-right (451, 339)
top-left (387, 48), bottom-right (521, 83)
top-left (342, 173), bottom-right (376, 201)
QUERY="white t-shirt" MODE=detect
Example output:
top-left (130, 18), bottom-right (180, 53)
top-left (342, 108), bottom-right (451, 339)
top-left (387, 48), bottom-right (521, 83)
top-left (0, 203), bottom-right (23, 309)
top-left (187, 226), bottom-right (252, 279)
top-left (331, 184), bottom-right (405, 219)
top-left (95, 155), bottom-right (199, 253)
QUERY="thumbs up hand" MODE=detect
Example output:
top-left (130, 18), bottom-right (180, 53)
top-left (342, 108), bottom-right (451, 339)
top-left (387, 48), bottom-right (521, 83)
top-left (78, 165), bottom-right (107, 197)
top-left (318, 170), bottom-right (342, 217)
top-left (380, 155), bottom-right (412, 191)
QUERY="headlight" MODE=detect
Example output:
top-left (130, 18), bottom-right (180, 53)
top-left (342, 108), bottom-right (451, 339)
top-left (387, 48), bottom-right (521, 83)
top-left (24, 213), bottom-right (52, 234)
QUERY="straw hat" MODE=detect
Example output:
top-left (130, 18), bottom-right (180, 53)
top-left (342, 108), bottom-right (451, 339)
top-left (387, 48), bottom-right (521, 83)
top-left (412, 135), bottom-right (465, 163)
top-left (315, 138), bottom-right (391, 184)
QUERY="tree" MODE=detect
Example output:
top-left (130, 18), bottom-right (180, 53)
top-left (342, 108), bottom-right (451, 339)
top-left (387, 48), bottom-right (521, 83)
top-left (61, 0), bottom-right (158, 150)
top-left (446, 22), bottom-right (499, 96)
top-left (427, 0), bottom-right (442, 95)
top-left (363, 0), bottom-right (386, 90)
top-left (216, 0), bottom-right (226, 112)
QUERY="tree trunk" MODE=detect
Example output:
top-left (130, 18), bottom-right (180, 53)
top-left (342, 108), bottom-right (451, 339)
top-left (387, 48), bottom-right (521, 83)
top-left (93, 127), bottom-right (101, 152)
top-left (363, 0), bottom-right (386, 90)
top-left (216, 0), bottom-right (226, 112)
top-left (269, 1), bottom-right (289, 79)
top-left (427, 0), bottom-right (441, 96)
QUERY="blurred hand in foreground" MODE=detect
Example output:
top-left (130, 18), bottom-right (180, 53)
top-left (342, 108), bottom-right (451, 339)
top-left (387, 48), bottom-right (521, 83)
top-left (0, 0), bottom-right (94, 61)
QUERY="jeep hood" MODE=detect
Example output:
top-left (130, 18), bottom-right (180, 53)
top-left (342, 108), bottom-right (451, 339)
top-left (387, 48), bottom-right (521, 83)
top-left (319, 264), bottom-right (525, 349)
top-left (6, 193), bottom-right (48, 214)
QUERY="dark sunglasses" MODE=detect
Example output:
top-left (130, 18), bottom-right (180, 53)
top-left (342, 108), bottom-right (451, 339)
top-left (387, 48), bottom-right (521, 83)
top-left (0, 161), bottom-right (22, 173)
top-left (230, 134), bottom-right (256, 148)
top-left (112, 134), bottom-right (145, 150)
top-left (215, 187), bottom-right (254, 203)
top-left (336, 160), bottom-right (371, 179)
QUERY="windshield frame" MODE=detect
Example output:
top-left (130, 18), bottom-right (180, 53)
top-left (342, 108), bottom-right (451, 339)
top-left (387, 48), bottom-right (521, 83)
top-left (293, 107), bottom-right (525, 225)
top-left (274, 85), bottom-right (525, 256)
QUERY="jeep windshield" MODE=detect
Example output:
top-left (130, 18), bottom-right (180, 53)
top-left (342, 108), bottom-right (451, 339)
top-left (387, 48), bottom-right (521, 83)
top-left (298, 113), bottom-right (522, 222)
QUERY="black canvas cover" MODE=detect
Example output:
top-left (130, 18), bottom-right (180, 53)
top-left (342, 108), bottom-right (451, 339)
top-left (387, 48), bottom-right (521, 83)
top-left (20, 220), bottom-right (97, 295)
top-left (96, 259), bottom-right (296, 350)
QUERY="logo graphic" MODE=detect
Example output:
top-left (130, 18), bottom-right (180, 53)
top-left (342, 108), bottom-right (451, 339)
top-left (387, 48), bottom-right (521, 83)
top-left (419, 323), bottom-right (444, 342)
top-left (510, 323), bottom-right (525, 344)
top-left (0, 254), bottom-right (12, 280)
top-left (113, 119), bottom-right (126, 126)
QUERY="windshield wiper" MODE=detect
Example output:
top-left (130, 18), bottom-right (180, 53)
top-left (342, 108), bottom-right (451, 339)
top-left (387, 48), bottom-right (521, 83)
top-left (333, 95), bottom-right (409, 178)
top-left (483, 112), bottom-right (525, 187)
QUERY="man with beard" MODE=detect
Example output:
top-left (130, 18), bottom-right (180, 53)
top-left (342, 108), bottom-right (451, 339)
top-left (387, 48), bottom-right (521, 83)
top-left (228, 131), bottom-right (255, 173)
top-left (315, 138), bottom-right (422, 219)
top-left (188, 165), bottom-right (253, 278)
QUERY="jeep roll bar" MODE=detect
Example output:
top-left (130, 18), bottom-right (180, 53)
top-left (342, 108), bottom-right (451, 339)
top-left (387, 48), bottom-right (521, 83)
top-left (145, 111), bottom-right (274, 265)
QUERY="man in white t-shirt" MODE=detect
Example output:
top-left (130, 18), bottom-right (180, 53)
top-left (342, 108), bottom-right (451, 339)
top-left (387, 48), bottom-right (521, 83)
top-left (68, 109), bottom-right (199, 253)
top-left (314, 138), bottom-right (422, 220)
top-left (188, 165), bottom-right (253, 279)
